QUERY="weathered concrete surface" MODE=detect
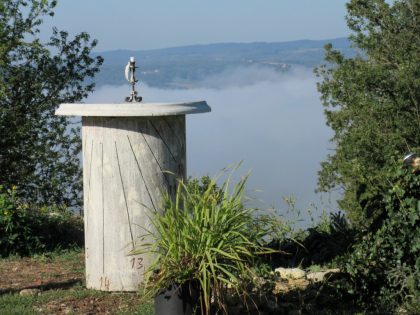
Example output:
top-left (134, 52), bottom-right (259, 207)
top-left (81, 115), bottom-right (186, 291)
top-left (55, 102), bottom-right (210, 117)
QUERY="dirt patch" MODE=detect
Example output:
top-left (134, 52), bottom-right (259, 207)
top-left (0, 251), bottom-right (84, 294)
top-left (36, 293), bottom-right (142, 315)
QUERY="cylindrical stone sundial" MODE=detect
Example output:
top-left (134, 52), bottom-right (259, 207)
top-left (56, 58), bottom-right (210, 292)
top-left (56, 102), bottom-right (210, 291)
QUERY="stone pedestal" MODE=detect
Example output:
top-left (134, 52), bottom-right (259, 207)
top-left (56, 102), bottom-right (210, 291)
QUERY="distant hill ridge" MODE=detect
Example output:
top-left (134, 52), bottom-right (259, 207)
top-left (93, 38), bottom-right (354, 88)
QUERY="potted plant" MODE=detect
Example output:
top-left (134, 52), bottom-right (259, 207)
top-left (134, 171), bottom-right (277, 315)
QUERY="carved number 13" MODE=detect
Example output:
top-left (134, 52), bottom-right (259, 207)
top-left (130, 257), bottom-right (144, 270)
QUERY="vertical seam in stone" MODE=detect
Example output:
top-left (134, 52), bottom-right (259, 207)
top-left (179, 116), bottom-right (187, 158)
top-left (101, 142), bottom-right (105, 275)
top-left (138, 133), bottom-right (171, 187)
top-left (81, 126), bottom-right (86, 217)
top-left (162, 116), bottom-right (183, 148)
top-left (127, 135), bottom-right (157, 211)
top-left (114, 141), bottom-right (135, 249)
top-left (150, 120), bottom-right (179, 164)
top-left (86, 139), bottom-right (94, 216)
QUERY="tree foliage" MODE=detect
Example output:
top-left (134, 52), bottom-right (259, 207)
top-left (0, 185), bottom-right (84, 257)
top-left (0, 0), bottom-right (103, 208)
top-left (315, 0), bottom-right (420, 224)
top-left (342, 166), bottom-right (420, 312)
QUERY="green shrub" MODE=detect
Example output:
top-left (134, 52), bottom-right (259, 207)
top-left (341, 167), bottom-right (420, 313)
top-left (0, 185), bottom-right (84, 257)
top-left (265, 207), bottom-right (355, 269)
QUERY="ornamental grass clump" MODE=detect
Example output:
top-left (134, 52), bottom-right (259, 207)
top-left (136, 172), bottom-right (276, 314)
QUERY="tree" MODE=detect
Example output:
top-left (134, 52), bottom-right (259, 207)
top-left (0, 0), bottom-right (103, 209)
top-left (315, 0), bottom-right (420, 225)
top-left (342, 166), bottom-right (420, 311)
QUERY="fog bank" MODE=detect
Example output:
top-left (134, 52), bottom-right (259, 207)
top-left (88, 67), bottom-right (337, 218)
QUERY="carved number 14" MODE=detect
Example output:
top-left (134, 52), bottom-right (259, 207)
top-left (100, 276), bottom-right (110, 290)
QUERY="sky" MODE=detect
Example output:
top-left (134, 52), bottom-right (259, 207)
top-left (39, 0), bottom-right (350, 51)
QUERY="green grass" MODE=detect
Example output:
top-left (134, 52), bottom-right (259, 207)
top-left (119, 301), bottom-right (154, 315)
top-left (0, 294), bottom-right (35, 315)
top-left (35, 248), bottom-right (85, 274)
top-left (306, 264), bottom-right (323, 272)
top-left (1, 247), bottom-right (82, 264)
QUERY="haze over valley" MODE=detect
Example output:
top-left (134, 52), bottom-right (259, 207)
top-left (88, 39), bottom-right (349, 216)
top-left (93, 38), bottom-right (354, 89)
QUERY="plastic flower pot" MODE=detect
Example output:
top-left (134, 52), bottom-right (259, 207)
top-left (154, 281), bottom-right (200, 315)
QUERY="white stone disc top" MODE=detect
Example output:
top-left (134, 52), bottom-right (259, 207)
top-left (55, 101), bottom-right (211, 117)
